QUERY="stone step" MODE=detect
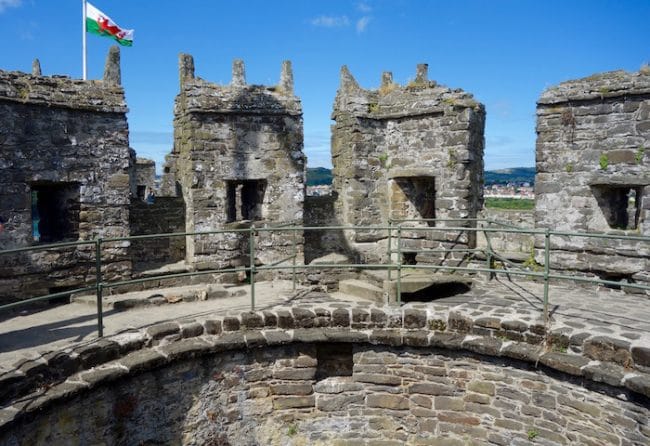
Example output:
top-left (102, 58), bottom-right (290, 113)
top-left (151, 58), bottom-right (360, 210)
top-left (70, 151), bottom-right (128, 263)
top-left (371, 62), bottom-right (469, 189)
top-left (338, 279), bottom-right (384, 303)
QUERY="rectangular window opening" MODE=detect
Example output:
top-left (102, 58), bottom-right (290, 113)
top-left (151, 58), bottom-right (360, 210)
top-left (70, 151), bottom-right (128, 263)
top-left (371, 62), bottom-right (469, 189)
top-left (592, 185), bottom-right (642, 230)
top-left (31, 182), bottom-right (80, 243)
top-left (316, 343), bottom-right (353, 380)
top-left (225, 179), bottom-right (266, 223)
top-left (390, 176), bottom-right (436, 226)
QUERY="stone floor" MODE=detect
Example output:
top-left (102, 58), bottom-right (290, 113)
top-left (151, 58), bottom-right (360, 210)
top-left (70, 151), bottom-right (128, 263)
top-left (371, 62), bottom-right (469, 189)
top-left (1, 275), bottom-right (649, 374)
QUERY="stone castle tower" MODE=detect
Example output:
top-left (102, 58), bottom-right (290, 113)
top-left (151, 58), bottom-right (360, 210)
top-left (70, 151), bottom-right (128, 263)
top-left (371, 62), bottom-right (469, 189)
top-left (331, 64), bottom-right (485, 264)
top-left (166, 55), bottom-right (306, 269)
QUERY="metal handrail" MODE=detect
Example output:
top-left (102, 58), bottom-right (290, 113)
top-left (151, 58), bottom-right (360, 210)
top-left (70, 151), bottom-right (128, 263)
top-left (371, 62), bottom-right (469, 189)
top-left (1, 219), bottom-right (648, 338)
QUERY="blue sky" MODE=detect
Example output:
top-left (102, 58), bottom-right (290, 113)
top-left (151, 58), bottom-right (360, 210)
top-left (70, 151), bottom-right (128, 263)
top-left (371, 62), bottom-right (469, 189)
top-left (1, 0), bottom-right (649, 171)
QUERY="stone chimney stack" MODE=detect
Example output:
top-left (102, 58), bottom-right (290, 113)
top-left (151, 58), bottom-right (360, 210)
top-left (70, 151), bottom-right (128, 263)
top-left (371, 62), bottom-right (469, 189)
top-left (415, 63), bottom-right (428, 84)
top-left (232, 59), bottom-right (246, 87)
top-left (103, 46), bottom-right (121, 86)
top-left (179, 53), bottom-right (195, 87)
top-left (279, 60), bottom-right (294, 94)
top-left (32, 59), bottom-right (41, 76)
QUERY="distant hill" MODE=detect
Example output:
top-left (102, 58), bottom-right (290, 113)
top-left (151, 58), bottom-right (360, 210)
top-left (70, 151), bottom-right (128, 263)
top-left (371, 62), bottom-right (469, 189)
top-left (306, 167), bottom-right (333, 186)
top-left (484, 167), bottom-right (535, 185)
top-left (307, 167), bottom-right (535, 186)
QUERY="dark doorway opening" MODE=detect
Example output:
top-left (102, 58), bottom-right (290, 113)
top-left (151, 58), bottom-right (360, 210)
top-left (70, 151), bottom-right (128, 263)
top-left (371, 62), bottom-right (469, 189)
top-left (31, 182), bottom-right (80, 243)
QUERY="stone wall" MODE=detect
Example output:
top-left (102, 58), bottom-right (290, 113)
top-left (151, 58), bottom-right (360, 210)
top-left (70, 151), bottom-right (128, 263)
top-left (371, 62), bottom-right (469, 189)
top-left (1, 337), bottom-right (647, 445)
top-left (477, 209), bottom-right (535, 259)
top-left (0, 47), bottom-right (132, 303)
top-left (128, 197), bottom-right (186, 269)
top-left (535, 69), bottom-right (650, 284)
top-left (331, 64), bottom-right (485, 264)
top-left (168, 55), bottom-right (305, 271)
top-left (304, 195), bottom-right (351, 264)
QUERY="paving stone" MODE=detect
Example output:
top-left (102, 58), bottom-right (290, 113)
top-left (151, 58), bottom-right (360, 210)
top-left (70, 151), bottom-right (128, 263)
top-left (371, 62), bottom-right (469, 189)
top-left (539, 352), bottom-right (590, 376)
top-left (631, 345), bottom-right (650, 368)
top-left (240, 311), bottom-right (264, 329)
top-left (292, 308), bottom-right (316, 328)
top-left (261, 330), bottom-right (293, 345)
top-left (462, 336), bottom-right (502, 356)
top-left (158, 338), bottom-right (211, 360)
top-left (582, 361), bottom-right (625, 387)
top-left (203, 319), bottom-right (222, 335)
top-left (78, 365), bottom-right (128, 388)
top-left (625, 375), bottom-right (650, 398)
top-left (583, 336), bottom-right (632, 366)
top-left (501, 342), bottom-right (541, 362)
top-left (332, 308), bottom-right (350, 327)
top-left (403, 309), bottom-right (427, 329)
top-left (146, 322), bottom-right (181, 340)
top-left (119, 349), bottom-right (166, 373)
top-left (180, 321), bottom-right (204, 338)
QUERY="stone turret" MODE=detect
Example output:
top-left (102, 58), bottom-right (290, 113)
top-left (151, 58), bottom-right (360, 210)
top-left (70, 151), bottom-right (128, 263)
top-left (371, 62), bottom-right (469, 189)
top-left (331, 63), bottom-right (485, 264)
top-left (170, 55), bottom-right (305, 269)
top-left (535, 69), bottom-right (650, 285)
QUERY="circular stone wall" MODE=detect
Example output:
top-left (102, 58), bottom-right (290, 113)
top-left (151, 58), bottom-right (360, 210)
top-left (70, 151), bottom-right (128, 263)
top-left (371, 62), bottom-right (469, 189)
top-left (1, 342), bottom-right (648, 445)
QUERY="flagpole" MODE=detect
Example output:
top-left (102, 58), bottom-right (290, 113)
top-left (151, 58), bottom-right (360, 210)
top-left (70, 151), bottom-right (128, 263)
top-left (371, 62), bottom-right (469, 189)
top-left (82, 0), bottom-right (87, 80)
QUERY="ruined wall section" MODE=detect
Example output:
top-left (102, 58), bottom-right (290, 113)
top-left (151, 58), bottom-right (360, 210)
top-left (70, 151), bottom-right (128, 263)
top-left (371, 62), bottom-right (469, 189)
top-left (331, 65), bottom-right (485, 264)
top-left (172, 56), bottom-right (305, 270)
top-left (0, 48), bottom-right (132, 302)
top-left (536, 69), bottom-right (650, 283)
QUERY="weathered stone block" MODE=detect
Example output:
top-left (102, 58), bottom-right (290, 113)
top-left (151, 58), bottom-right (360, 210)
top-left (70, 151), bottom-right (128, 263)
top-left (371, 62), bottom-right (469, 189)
top-left (272, 395), bottom-right (315, 410)
top-left (367, 393), bottom-right (409, 410)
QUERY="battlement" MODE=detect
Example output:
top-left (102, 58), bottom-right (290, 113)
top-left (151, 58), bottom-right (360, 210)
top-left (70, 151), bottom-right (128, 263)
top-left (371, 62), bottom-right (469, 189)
top-left (539, 68), bottom-right (650, 105)
top-left (0, 46), bottom-right (127, 113)
top-left (176, 54), bottom-right (301, 115)
top-left (333, 63), bottom-right (483, 120)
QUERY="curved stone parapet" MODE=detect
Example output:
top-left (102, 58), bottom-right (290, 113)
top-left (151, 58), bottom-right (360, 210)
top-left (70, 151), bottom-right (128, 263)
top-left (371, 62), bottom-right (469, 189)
top-left (1, 301), bottom-right (649, 444)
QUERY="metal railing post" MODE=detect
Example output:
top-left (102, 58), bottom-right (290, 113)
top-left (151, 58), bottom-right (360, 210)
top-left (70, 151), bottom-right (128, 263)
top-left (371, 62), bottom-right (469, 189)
top-left (292, 228), bottom-right (297, 292)
top-left (397, 226), bottom-right (402, 305)
top-left (95, 238), bottom-right (104, 337)
top-left (387, 220), bottom-right (392, 282)
top-left (543, 228), bottom-right (550, 325)
top-left (249, 225), bottom-right (256, 311)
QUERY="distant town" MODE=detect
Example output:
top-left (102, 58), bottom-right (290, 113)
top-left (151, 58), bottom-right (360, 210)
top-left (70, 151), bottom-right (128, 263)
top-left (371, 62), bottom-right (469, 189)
top-left (306, 167), bottom-right (535, 199)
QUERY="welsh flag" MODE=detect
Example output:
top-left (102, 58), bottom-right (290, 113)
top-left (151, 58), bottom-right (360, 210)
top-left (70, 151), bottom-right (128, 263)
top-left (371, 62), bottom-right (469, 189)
top-left (86, 2), bottom-right (134, 47)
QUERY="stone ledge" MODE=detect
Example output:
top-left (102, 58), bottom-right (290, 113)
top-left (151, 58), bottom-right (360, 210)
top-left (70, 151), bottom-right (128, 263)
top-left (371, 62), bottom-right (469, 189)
top-left (1, 301), bottom-right (649, 418)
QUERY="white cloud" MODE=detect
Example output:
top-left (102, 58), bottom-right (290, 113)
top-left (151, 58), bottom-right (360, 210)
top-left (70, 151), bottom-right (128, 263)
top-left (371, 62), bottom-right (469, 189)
top-left (356, 16), bottom-right (371, 33)
top-left (0, 0), bottom-right (21, 13)
top-left (311, 15), bottom-right (350, 28)
top-left (357, 2), bottom-right (372, 13)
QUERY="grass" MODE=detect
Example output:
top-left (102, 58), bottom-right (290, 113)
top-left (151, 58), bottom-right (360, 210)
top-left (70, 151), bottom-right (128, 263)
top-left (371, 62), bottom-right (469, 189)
top-left (485, 198), bottom-right (534, 210)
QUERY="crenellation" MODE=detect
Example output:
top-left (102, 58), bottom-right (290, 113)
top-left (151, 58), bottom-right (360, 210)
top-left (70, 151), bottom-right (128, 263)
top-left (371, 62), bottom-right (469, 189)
top-left (231, 58), bottom-right (246, 87)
